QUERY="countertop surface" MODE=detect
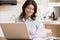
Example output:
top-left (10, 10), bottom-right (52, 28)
top-left (42, 20), bottom-right (60, 25)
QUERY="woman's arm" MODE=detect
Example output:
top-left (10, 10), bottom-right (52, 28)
top-left (33, 17), bottom-right (52, 39)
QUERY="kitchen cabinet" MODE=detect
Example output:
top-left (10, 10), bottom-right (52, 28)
top-left (49, 0), bottom-right (60, 2)
top-left (44, 21), bottom-right (60, 37)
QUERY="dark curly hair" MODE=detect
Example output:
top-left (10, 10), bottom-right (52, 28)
top-left (19, 0), bottom-right (37, 20)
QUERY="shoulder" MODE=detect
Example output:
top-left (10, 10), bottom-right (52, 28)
top-left (35, 16), bottom-right (42, 21)
top-left (15, 17), bottom-right (24, 22)
top-left (34, 16), bottom-right (43, 24)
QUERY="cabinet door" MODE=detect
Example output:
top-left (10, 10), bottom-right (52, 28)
top-left (45, 24), bottom-right (59, 37)
top-left (49, 0), bottom-right (60, 2)
top-left (58, 25), bottom-right (60, 37)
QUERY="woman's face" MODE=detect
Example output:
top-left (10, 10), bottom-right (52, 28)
top-left (25, 4), bottom-right (34, 17)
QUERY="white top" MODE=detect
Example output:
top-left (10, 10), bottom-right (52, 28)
top-left (15, 17), bottom-right (45, 38)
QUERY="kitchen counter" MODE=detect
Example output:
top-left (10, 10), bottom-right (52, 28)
top-left (43, 20), bottom-right (60, 37)
top-left (43, 20), bottom-right (60, 25)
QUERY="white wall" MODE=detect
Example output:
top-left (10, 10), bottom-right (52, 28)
top-left (0, 0), bottom-right (26, 21)
top-left (0, 0), bottom-right (52, 22)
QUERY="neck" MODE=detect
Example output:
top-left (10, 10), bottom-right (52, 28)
top-left (25, 15), bottom-right (29, 19)
top-left (24, 15), bottom-right (30, 21)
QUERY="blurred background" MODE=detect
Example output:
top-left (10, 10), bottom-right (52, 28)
top-left (0, 0), bottom-right (56, 21)
top-left (0, 0), bottom-right (60, 40)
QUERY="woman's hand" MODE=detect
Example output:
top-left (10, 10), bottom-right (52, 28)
top-left (46, 30), bottom-right (52, 37)
top-left (45, 29), bottom-right (52, 40)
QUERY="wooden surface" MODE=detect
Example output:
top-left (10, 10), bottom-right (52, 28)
top-left (49, 0), bottom-right (60, 2)
top-left (45, 24), bottom-right (60, 37)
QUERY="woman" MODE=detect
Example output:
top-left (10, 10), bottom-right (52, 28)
top-left (15, 0), bottom-right (52, 40)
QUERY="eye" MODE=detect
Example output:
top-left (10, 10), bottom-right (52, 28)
top-left (28, 7), bottom-right (34, 10)
top-left (27, 7), bottom-right (31, 9)
top-left (32, 9), bottom-right (34, 10)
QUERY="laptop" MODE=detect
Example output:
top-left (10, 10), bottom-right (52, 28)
top-left (0, 23), bottom-right (30, 39)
